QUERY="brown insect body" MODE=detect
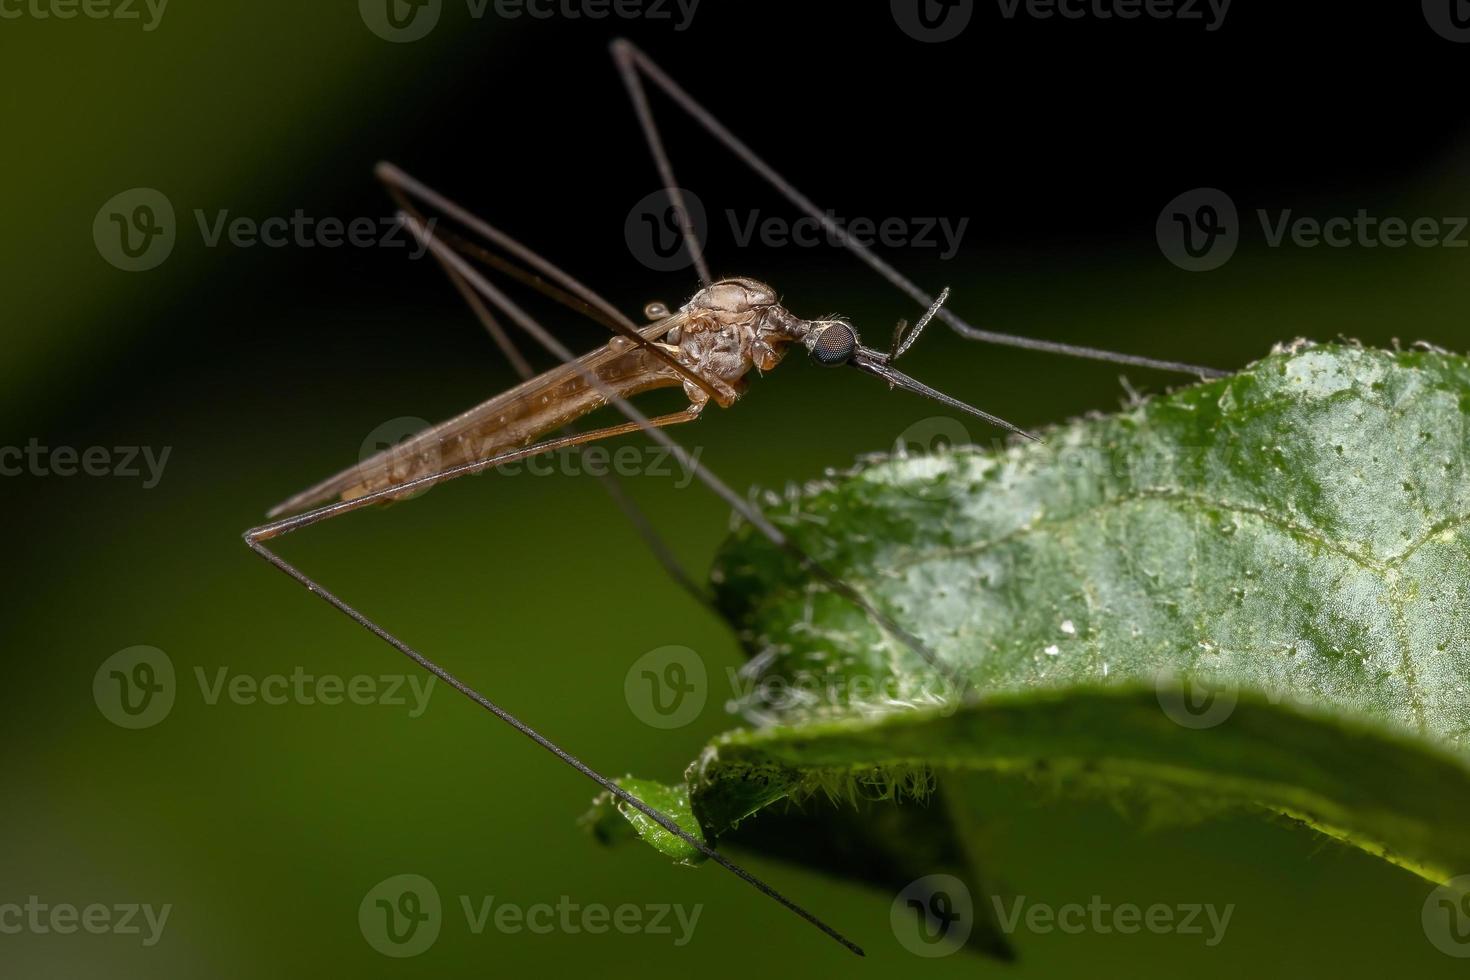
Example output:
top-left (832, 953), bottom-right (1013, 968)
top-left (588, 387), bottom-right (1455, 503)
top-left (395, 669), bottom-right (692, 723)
top-left (268, 277), bottom-right (831, 517)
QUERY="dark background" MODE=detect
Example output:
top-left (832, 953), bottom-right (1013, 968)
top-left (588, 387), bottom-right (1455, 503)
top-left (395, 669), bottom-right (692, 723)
top-left (4, 2), bottom-right (1469, 977)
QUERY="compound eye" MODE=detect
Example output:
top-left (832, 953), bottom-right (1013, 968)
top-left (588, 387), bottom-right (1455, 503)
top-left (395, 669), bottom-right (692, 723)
top-left (809, 323), bottom-right (857, 366)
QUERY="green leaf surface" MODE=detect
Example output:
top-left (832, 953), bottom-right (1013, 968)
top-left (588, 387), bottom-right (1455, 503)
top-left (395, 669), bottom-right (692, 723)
top-left (584, 778), bottom-right (705, 866)
top-left (587, 343), bottom-right (1470, 943)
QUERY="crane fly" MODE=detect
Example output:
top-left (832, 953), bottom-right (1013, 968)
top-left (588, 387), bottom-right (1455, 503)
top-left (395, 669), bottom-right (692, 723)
top-left (244, 39), bottom-right (1224, 957)
top-left (270, 270), bottom-right (1024, 520)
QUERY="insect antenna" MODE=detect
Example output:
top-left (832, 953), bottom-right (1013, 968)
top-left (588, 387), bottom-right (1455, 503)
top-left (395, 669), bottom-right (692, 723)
top-left (889, 287), bottom-right (951, 362)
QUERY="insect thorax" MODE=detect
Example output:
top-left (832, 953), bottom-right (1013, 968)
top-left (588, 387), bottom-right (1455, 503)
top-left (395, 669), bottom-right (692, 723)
top-left (675, 278), bottom-right (812, 407)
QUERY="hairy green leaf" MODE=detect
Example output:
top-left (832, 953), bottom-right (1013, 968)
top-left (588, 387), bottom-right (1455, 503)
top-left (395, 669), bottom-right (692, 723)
top-left (587, 344), bottom-right (1470, 949)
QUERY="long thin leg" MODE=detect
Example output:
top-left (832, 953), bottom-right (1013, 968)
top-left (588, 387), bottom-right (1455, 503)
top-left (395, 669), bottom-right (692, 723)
top-left (389, 184), bottom-right (711, 606)
top-left (259, 205), bottom-right (959, 951)
top-left (610, 39), bottom-right (1227, 379)
top-left (611, 39), bottom-right (712, 287)
top-left (379, 170), bottom-right (975, 687)
top-left (245, 412), bottom-right (863, 956)
top-left (402, 213), bottom-right (973, 693)
top-left (443, 258), bottom-right (535, 377)
top-left (250, 188), bottom-right (987, 955)
top-left (376, 162), bottom-right (727, 405)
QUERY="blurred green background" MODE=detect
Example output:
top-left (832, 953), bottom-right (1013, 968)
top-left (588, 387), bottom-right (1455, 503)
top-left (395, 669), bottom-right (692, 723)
top-left (4, 2), bottom-right (1470, 976)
